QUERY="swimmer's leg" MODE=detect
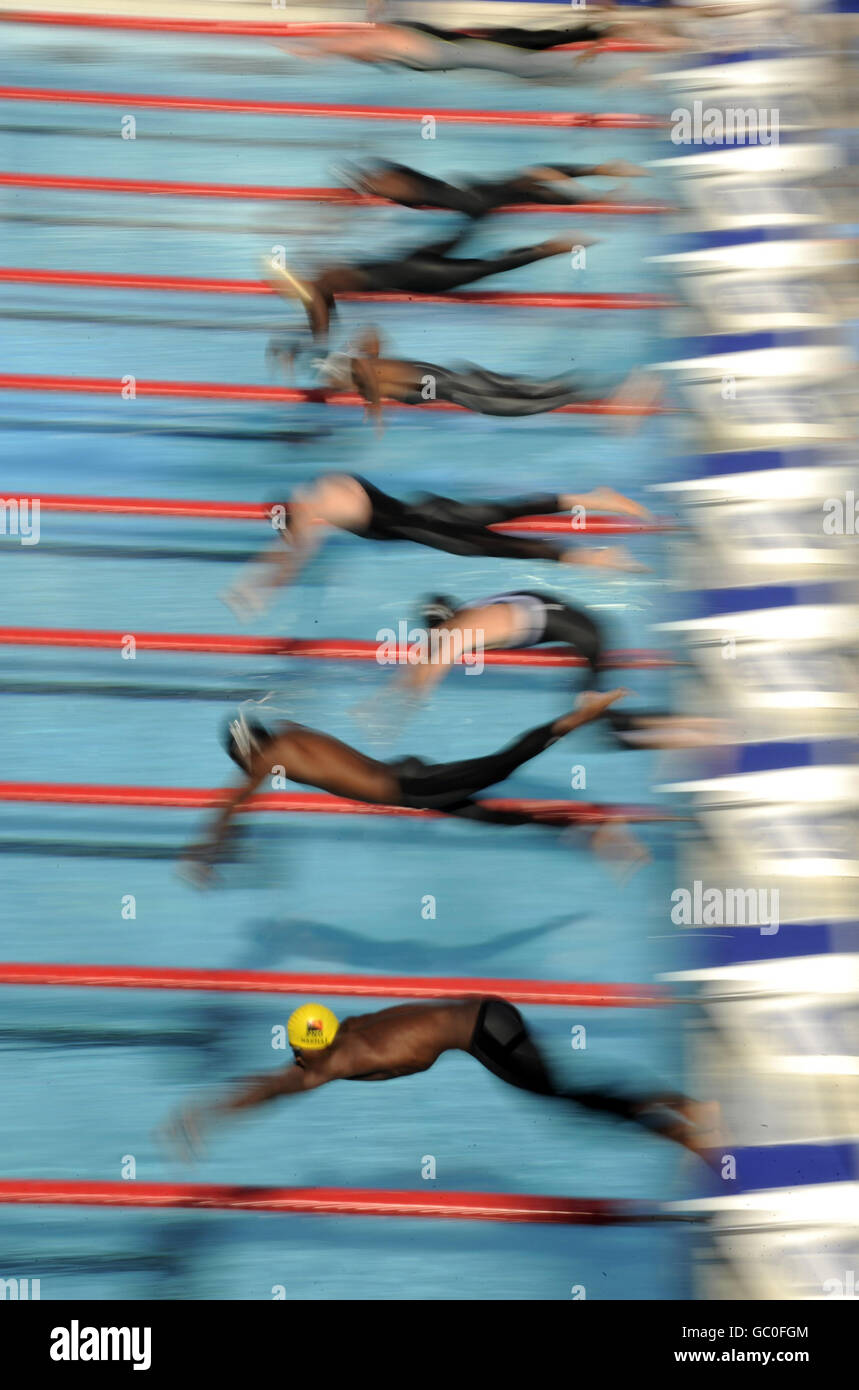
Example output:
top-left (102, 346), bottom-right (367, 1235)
top-left (393, 718), bottom-right (564, 809)
top-left (434, 367), bottom-right (585, 416)
top-left (401, 235), bottom-right (597, 294)
top-left (469, 999), bottom-right (717, 1154)
top-left (395, 691), bottom-right (627, 809)
top-left (541, 602), bottom-right (605, 681)
top-left (421, 490), bottom-right (563, 526)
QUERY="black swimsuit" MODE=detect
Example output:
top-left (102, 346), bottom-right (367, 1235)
top-left (469, 999), bottom-right (696, 1142)
top-left (402, 22), bottom-right (611, 50)
top-left (387, 716), bottom-right (563, 813)
top-left (354, 232), bottom-right (562, 298)
top-left (358, 160), bottom-right (605, 220)
top-left (347, 476), bottom-right (563, 563)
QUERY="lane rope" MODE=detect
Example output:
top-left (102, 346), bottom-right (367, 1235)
top-left (0, 372), bottom-right (668, 414)
top-left (0, 961), bottom-right (665, 1007)
top-left (21, 495), bottom-right (670, 535)
top-left (0, 172), bottom-right (669, 217)
top-left (0, 1179), bottom-right (667, 1225)
top-left (0, 783), bottom-right (677, 822)
top-left (0, 626), bottom-right (674, 667)
top-left (0, 13), bottom-right (661, 51)
top-left (0, 268), bottom-right (670, 310)
top-left (0, 87), bottom-right (667, 129)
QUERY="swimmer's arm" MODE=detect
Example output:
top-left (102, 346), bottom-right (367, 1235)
top-left (213, 1063), bottom-right (330, 1115)
top-left (166, 1063), bottom-right (331, 1155)
top-left (351, 355), bottom-right (384, 434)
top-left (253, 500), bottom-right (325, 592)
top-left (181, 761), bottom-right (266, 882)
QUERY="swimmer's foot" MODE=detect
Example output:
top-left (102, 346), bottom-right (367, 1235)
top-left (608, 370), bottom-right (664, 434)
top-left (676, 1101), bottom-right (725, 1167)
top-left (628, 717), bottom-right (728, 749)
top-left (553, 687), bottom-right (631, 735)
top-left (562, 487), bottom-right (654, 522)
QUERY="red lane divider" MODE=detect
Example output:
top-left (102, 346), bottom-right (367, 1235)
top-left (0, 171), bottom-right (669, 217)
top-left (0, 782), bottom-right (674, 823)
top-left (0, 962), bottom-right (665, 1008)
top-left (0, 267), bottom-right (669, 310)
top-left (29, 494), bottom-right (667, 535)
top-left (0, 625), bottom-right (674, 669)
top-left (0, 1178), bottom-right (649, 1225)
top-left (0, 87), bottom-right (666, 129)
top-left (0, 373), bottom-right (666, 415)
top-left (0, 12), bottom-right (660, 51)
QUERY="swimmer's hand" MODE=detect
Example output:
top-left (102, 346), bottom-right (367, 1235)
top-left (177, 845), bottom-right (217, 890)
top-left (161, 1104), bottom-right (211, 1162)
top-left (221, 580), bottom-right (273, 622)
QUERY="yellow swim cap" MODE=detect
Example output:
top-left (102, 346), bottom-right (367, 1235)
top-left (288, 1002), bottom-right (339, 1050)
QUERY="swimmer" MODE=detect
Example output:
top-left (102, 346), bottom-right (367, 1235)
top-left (222, 475), bottom-right (650, 619)
top-left (377, 591), bottom-right (727, 750)
top-left (269, 327), bottom-right (663, 433)
top-left (276, 18), bottom-right (627, 80)
top-left (181, 687), bottom-right (639, 883)
top-left (336, 158), bottom-right (651, 217)
top-left (261, 230), bottom-right (598, 340)
top-left (166, 996), bottom-right (720, 1164)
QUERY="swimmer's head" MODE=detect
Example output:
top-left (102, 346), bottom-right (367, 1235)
top-left (223, 713), bottom-right (274, 773)
top-left (288, 1002), bottom-right (339, 1054)
top-left (422, 594), bottom-right (458, 629)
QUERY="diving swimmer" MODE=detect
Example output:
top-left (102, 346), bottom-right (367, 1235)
top-left (261, 230), bottom-right (597, 339)
top-left (167, 996), bottom-right (720, 1164)
top-left (334, 158), bottom-right (651, 217)
top-left (222, 474), bottom-right (651, 619)
top-left (268, 327), bottom-right (663, 432)
top-left (393, 591), bottom-right (726, 749)
top-left (182, 687), bottom-right (635, 883)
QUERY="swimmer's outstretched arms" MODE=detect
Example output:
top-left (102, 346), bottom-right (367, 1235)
top-left (181, 688), bottom-right (635, 885)
top-left (223, 474), bottom-right (649, 621)
top-left (165, 996), bottom-right (721, 1165)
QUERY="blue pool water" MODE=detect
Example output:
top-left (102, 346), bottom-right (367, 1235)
top-left (0, 20), bottom-right (694, 1300)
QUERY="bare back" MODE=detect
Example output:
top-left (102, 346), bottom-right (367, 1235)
top-left (299, 1001), bottom-right (481, 1083)
top-left (261, 723), bottom-right (400, 804)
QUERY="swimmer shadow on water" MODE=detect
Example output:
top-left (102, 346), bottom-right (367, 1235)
top-left (243, 911), bottom-right (586, 973)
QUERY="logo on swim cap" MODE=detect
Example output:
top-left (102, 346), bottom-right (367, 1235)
top-left (288, 1002), bottom-right (339, 1050)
